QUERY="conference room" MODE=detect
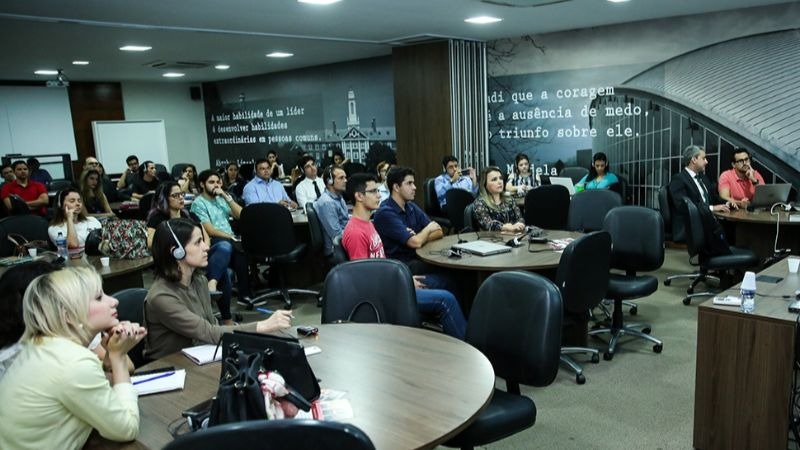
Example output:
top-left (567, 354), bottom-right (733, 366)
top-left (1, 1), bottom-right (800, 449)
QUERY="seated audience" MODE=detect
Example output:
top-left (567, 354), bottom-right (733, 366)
top-left (26, 157), bottom-right (52, 186)
top-left (243, 158), bottom-right (297, 208)
top-left (576, 152), bottom-right (619, 191)
top-left (147, 182), bottom-right (235, 324)
top-left (332, 150), bottom-right (348, 167)
top-left (434, 155), bottom-right (478, 208)
top-left (0, 266), bottom-right (146, 449)
top-left (376, 161), bottom-right (391, 204)
top-left (1, 163), bottom-right (15, 188)
top-left (718, 148), bottom-right (765, 209)
top-left (315, 165), bottom-right (349, 257)
top-left (1, 160), bottom-right (48, 216)
top-left (295, 155), bottom-right (326, 210)
top-left (116, 154), bottom-right (140, 190)
top-left (80, 169), bottom-right (114, 217)
top-left (144, 219), bottom-right (292, 359)
top-left (473, 166), bottom-right (525, 232)
top-left (505, 153), bottom-right (537, 196)
top-left (130, 160), bottom-right (160, 200)
top-left (49, 189), bottom-right (103, 258)
top-left (95, 162), bottom-right (119, 202)
top-left (222, 161), bottom-right (243, 192)
top-left (177, 164), bottom-right (200, 195)
top-left (267, 150), bottom-right (285, 179)
top-left (343, 173), bottom-right (466, 340)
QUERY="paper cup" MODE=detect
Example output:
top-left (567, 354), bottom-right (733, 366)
top-left (27, 248), bottom-right (37, 258)
top-left (100, 256), bottom-right (111, 267)
top-left (789, 257), bottom-right (800, 274)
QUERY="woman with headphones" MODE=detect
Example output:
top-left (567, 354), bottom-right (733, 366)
top-left (48, 188), bottom-right (103, 258)
top-left (472, 166), bottom-right (525, 232)
top-left (143, 218), bottom-right (292, 360)
top-left (576, 152), bottom-right (619, 191)
top-left (505, 153), bottom-right (537, 196)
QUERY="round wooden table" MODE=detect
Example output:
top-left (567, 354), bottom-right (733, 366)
top-left (67, 255), bottom-right (153, 293)
top-left (88, 324), bottom-right (495, 450)
top-left (714, 209), bottom-right (800, 258)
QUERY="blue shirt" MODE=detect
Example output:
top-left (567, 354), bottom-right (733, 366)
top-left (434, 173), bottom-right (477, 208)
top-left (314, 190), bottom-right (350, 256)
top-left (373, 196), bottom-right (431, 262)
top-left (242, 177), bottom-right (289, 205)
top-left (577, 172), bottom-right (619, 190)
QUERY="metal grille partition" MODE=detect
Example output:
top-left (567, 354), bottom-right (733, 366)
top-left (449, 40), bottom-right (489, 172)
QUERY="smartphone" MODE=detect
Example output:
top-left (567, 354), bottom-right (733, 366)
top-left (297, 326), bottom-right (318, 336)
top-left (756, 275), bottom-right (783, 284)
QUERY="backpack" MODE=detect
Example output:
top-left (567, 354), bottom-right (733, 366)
top-left (90, 219), bottom-right (151, 259)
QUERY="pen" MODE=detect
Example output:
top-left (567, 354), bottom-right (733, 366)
top-left (134, 366), bottom-right (175, 377)
top-left (256, 307), bottom-right (295, 318)
top-left (133, 371), bottom-right (175, 385)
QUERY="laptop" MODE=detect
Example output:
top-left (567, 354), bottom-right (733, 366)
top-left (452, 240), bottom-right (512, 257)
top-left (549, 176), bottom-right (577, 196)
top-left (750, 183), bottom-right (791, 209)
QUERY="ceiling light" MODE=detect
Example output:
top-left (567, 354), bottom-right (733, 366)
top-left (465, 16), bottom-right (502, 24)
top-left (119, 45), bottom-right (152, 52)
top-left (34, 69), bottom-right (59, 75)
top-left (298, 0), bottom-right (341, 4)
top-left (72, 61), bottom-right (89, 65)
top-left (266, 52), bottom-right (294, 58)
top-left (163, 72), bottom-right (185, 78)
top-left (607, 0), bottom-right (630, 3)
top-left (215, 64), bottom-right (230, 70)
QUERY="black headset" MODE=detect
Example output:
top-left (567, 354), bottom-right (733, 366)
top-left (165, 221), bottom-right (186, 260)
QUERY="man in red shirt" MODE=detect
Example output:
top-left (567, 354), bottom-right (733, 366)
top-left (1, 161), bottom-right (48, 215)
top-left (718, 148), bottom-right (765, 209)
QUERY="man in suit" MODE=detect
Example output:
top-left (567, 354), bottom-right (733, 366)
top-left (669, 145), bottom-right (737, 241)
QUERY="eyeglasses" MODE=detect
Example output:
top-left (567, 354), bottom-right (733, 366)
top-left (170, 192), bottom-right (186, 199)
top-left (735, 157), bottom-right (751, 164)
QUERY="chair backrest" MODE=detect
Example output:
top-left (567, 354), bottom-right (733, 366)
top-left (330, 234), bottom-right (349, 265)
top-left (48, 179), bottom-right (74, 193)
top-left (423, 177), bottom-right (444, 217)
top-left (240, 203), bottom-right (297, 257)
top-left (445, 189), bottom-right (475, 231)
top-left (305, 202), bottom-right (324, 253)
top-left (342, 162), bottom-right (367, 178)
top-left (0, 215), bottom-right (50, 256)
top-left (112, 288), bottom-right (149, 367)
top-left (466, 271), bottom-right (562, 388)
top-left (162, 419), bottom-right (375, 450)
top-left (609, 174), bottom-right (626, 203)
top-left (681, 199), bottom-right (706, 259)
top-left (566, 189), bottom-right (622, 232)
top-left (155, 163), bottom-right (169, 176)
top-left (657, 185), bottom-right (672, 240)
top-left (171, 163), bottom-right (190, 180)
top-left (603, 206), bottom-right (664, 274)
top-left (138, 192), bottom-right (155, 220)
top-left (555, 231), bottom-right (611, 314)
top-left (321, 259), bottom-right (419, 327)
top-left (8, 195), bottom-right (31, 216)
top-left (463, 203), bottom-right (478, 231)
top-left (559, 166), bottom-right (589, 184)
top-left (524, 185), bottom-right (570, 229)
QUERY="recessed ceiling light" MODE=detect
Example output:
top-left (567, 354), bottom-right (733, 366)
top-left (298, 0), bottom-right (341, 4)
top-left (119, 45), bottom-right (152, 52)
top-left (465, 16), bottom-right (502, 24)
top-left (163, 72), bottom-right (185, 78)
top-left (607, 0), bottom-right (630, 3)
top-left (266, 52), bottom-right (294, 58)
top-left (72, 61), bottom-right (90, 66)
top-left (215, 64), bottom-right (230, 70)
top-left (34, 69), bottom-right (59, 75)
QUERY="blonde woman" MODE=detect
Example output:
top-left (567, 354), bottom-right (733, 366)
top-left (472, 166), bottom-right (525, 232)
top-left (0, 267), bottom-right (146, 449)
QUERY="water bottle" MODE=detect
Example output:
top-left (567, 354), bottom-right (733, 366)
top-left (56, 232), bottom-right (68, 260)
top-left (740, 271), bottom-right (756, 313)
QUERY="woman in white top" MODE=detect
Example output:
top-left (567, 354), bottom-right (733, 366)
top-left (505, 153), bottom-right (537, 196)
top-left (0, 266), bottom-right (146, 450)
top-left (48, 188), bottom-right (102, 258)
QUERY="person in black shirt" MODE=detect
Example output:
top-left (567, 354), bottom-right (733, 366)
top-left (131, 161), bottom-right (160, 200)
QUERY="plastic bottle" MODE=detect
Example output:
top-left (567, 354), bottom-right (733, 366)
top-left (56, 232), bottom-right (68, 260)
top-left (740, 271), bottom-right (756, 314)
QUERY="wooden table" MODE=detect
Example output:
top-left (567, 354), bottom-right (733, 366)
top-left (67, 255), bottom-right (153, 293)
top-left (714, 209), bottom-right (800, 258)
top-left (694, 259), bottom-right (800, 449)
top-left (89, 324), bottom-right (494, 450)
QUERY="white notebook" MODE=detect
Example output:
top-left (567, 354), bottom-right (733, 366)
top-left (132, 370), bottom-right (186, 396)
top-left (181, 344), bottom-right (222, 365)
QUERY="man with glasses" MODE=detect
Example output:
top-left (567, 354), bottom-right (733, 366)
top-left (314, 165), bottom-right (348, 257)
top-left (718, 148), bottom-right (765, 209)
top-left (294, 155), bottom-right (326, 210)
top-left (243, 158), bottom-right (297, 208)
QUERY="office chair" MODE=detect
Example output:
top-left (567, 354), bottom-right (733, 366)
top-left (329, 235), bottom-right (349, 266)
top-left (424, 177), bottom-right (451, 229)
top-left (463, 203), bottom-right (478, 231)
top-left (444, 188), bottom-right (475, 232)
top-left (556, 231), bottom-right (611, 384)
top-left (679, 199), bottom-right (758, 305)
top-left (112, 288), bottom-right (151, 368)
top-left (163, 419), bottom-right (375, 450)
top-left (609, 174), bottom-right (626, 204)
top-left (7, 195), bottom-right (31, 216)
top-left (239, 203), bottom-right (317, 309)
top-left (321, 259), bottom-right (419, 326)
top-left (524, 185), bottom-right (570, 230)
top-left (305, 202), bottom-right (333, 307)
top-left (342, 162), bottom-right (367, 178)
top-left (559, 166), bottom-right (589, 184)
top-left (0, 215), bottom-right (50, 256)
top-left (444, 271), bottom-right (562, 450)
top-left (48, 179), bottom-right (74, 193)
top-left (138, 192), bottom-right (155, 220)
top-left (566, 189), bottom-right (621, 232)
top-left (661, 186), bottom-right (718, 288)
top-left (589, 207), bottom-right (664, 360)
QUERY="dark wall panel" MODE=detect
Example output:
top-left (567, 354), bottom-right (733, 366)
top-left (68, 82), bottom-right (124, 175)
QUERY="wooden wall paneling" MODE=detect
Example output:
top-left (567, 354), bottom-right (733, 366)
top-left (68, 82), bottom-right (125, 176)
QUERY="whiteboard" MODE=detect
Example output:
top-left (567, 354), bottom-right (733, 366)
top-left (92, 120), bottom-right (169, 174)
top-left (0, 86), bottom-right (78, 159)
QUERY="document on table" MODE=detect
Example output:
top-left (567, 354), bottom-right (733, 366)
top-left (132, 370), bottom-right (186, 396)
top-left (181, 344), bottom-right (222, 365)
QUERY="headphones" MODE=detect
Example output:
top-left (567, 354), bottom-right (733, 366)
top-left (56, 190), bottom-right (66, 209)
top-left (165, 221), bottom-right (186, 260)
top-left (322, 166), bottom-right (335, 186)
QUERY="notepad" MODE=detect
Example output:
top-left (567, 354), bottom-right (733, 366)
top-left (132, 369), bottom-right (186, 396)
top-left (181, 344), bottom-right (222, 365)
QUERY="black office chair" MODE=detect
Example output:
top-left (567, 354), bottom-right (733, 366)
top-left (556, 231), bottom-right (611, 384)
top-left (463, 203), bottom-right (478, 231)
top-left (48, 179), bottom-right (74, 192)
top-left (171, 163), bottom-right (190, 180)
top-left (7, 195), bottom-right (31, 216)
top-left (524, 185), bottom-right (570, 230)
top-left (445, 189), bottom-right (475, 232)
top-left (0, 215), bottom-right (50, 256)
top-left (113, 288), bottom-right (151, 368)
top-left (589, 207), bottom-right (665, 360)
top-left (330, 235), bottom-right (349, 266)
top-left (138, 192), bottom-right (155, 220)
top-left (566, 189), bottom-right (621, 232)
top-left (559, 166), bottom-right (589, 184)
top-left (240, 203), bottom-right (317, 309)
top-left (658, 185), bottom-right (673, 242)
top-left (342, 162), bottom-right (367, 178)
top-left (424, 177), bottom-right (451, 229)
top-left (305, 202), bottom-right (330, 307)
top-left (679, 199), bottom-right (758, 305)
top-left (609, 174), bottom-right (626, 204)
top-left (155, 163), bottom-right (169, 176)
top-left (163, 419), bottom-right (375, 450)
top-left (444, 271), bottom-right (562, 450)
top-left (321, 259), bottom-right (419, 326)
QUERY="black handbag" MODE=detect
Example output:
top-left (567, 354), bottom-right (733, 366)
top-left (208, 349), bottom-right (268, 426)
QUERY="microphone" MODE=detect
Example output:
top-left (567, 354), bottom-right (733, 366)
top-left (505, 228), bottom-right (530, 248)
top-left (770, 202), bottom-right (792, 256)
top-left (456, 226), bottom-right (473, 244)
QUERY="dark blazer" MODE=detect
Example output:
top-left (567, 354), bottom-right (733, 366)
top-left (668, 169), bottom-right (721, 241)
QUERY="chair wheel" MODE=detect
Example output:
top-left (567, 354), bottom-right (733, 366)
top-left (576, 373), bottom-right (586, 385)
top-left (603, 351), bottom-right (614, 361)
top-left (629, 306), bottom-right (638, 316)
top-left (687, 287), bottom-right (694, 294)
top-left (664, 279), bottom-right (672, 286)
top-left (642, 327), bottom-right (651, 334)
top-left (682, 297), bottom-right (691, 305)
top-left (591, 354), bottom-right (600, 364)
top-left (653, 344), bottom-right (663, 353)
